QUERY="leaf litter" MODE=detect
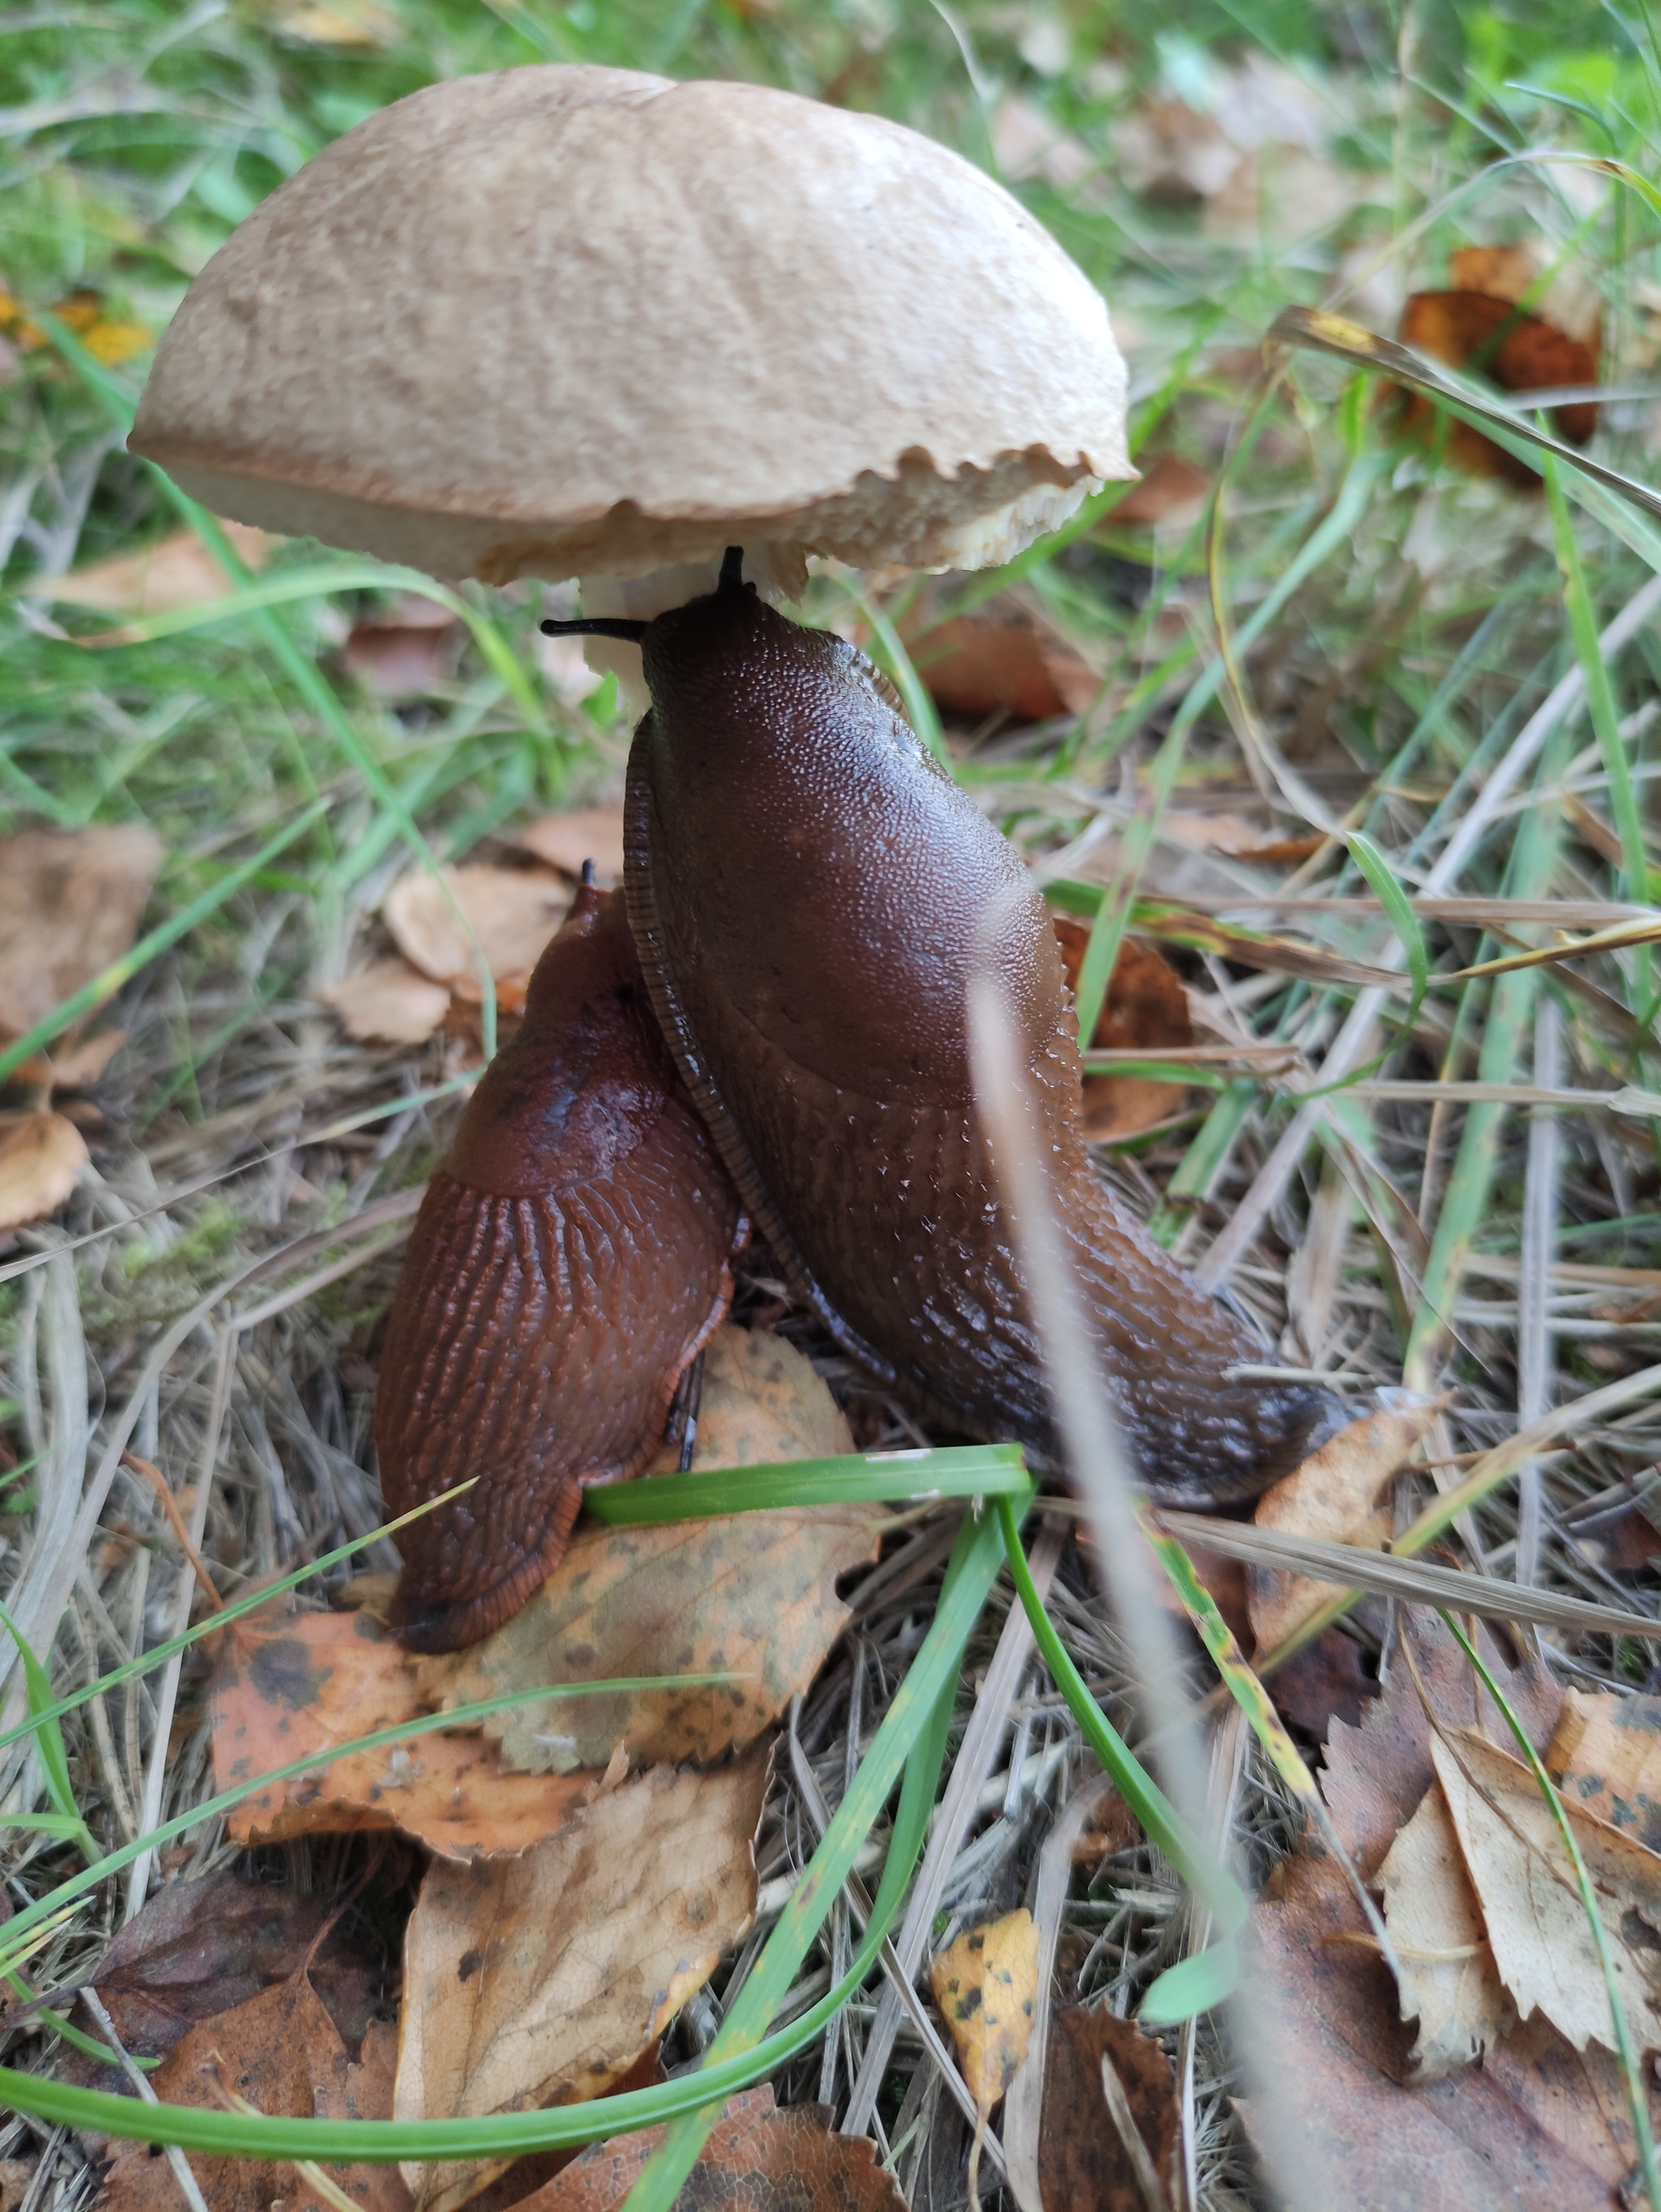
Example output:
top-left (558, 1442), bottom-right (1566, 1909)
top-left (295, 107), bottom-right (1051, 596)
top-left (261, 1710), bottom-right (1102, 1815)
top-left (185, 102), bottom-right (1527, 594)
top-left (14, 19), bottom-right (1661, 2212)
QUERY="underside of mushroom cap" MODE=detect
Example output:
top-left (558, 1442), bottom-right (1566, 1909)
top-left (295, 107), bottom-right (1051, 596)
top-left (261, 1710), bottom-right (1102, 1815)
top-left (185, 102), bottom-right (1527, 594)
top-left (130, 64), bottom-right (1133, 585)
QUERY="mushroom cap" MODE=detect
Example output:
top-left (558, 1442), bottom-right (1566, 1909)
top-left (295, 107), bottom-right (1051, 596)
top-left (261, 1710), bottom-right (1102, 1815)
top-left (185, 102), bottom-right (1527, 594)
top-left (130, 65), bottom-right (1131, 585)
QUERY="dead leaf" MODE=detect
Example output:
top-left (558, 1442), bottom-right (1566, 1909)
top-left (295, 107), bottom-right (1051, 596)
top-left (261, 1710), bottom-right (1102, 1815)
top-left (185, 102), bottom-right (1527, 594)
top-left (75, 1869), bottom-right (382, 2074)
top-left (275, 0), bottom-right (401, 47)
top-left (509, 2084), bottom-right (905, 2210)
top-left (1268, 1627), bottom-right (1376, 1739)
top-left (99, 1974), bottom-right (407, 2212)
top-left (1549, 1690), bottom-right (1661, 1849)
top-left (646, 1322), bottom-right (854, 1473)
top-left (1397, 242), bottom-right (1600, 482)
top-left (39, 521), bottom-right (272, 617)
top-left (929, 1908), bottom-right (1041, 2113)
top-left (1431, 1726), bottom-right (1661, 2054)
top-left (382, 865), bottom-right (569, 997)
top-left (344, 597), bottom-right (461, 697)
top-left (320, 959), bottom-right (453, 1046)
top-left (1247, 1845), bottom-right (1652, 2210)
top-left (416, 1324), bottom-right (870, 1772)
top-left (1378, 1780), bottom-right (1511, 2077)
top-left (1321, 1612), bottom-right (1562, 1880)
top-left (515, 808), bottom-right (627, 888)
top-left (0, 286), bottom-right (149, 368)
top-left (0, 824), bottom-right (161, 1040)
top-left (1247, 1398), bottom-right (1441, 1651)
top-left (0, 2161), bottom-right (35, 2212)
top-left (32, 1027), bottom-right (127, 1089)
top-left (905, 611), bottom-right (1100, 724)
top-left (395, 1750), bottom-right (769, 2212)
top-left (1053, 917), bottom-right (1195, 1140)
top-left (415, 1503), bottom-right (880, 1774)
top-left (1112, 452), bottom-right (1211, 528)
top-left (209, 1605), bottom-right (591, 1858)
top-left (1249, 1616), bottom-right (1650, 2201)
top-left (0, 1112), bottom-right (88, 1229)
top-left (1037, 2002), bottom-right (1182, 2212)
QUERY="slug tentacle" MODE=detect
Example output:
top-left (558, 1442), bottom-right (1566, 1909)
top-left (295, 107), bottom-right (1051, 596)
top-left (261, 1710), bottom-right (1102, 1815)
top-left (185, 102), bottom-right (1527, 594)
top-left (375, 885), bottom-right (745, 1652)
top-left (624, 581), bottom-right (1341, 1503)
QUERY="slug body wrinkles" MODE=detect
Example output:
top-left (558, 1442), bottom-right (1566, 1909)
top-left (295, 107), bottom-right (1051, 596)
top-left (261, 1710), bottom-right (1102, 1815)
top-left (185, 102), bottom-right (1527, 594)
top-left (375, 563), bottom-right (1338, 1647)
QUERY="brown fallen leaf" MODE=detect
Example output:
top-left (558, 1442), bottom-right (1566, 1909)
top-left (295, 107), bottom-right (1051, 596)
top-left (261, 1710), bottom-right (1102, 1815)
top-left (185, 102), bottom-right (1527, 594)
top-left (415, 1501), bottom-right (880, 1774)
top-left (1112, 450), bottom-right (1211, 528)
top-left (99, 1972), bottom-right (406, 2212)
top-left (320, 958), bottom-right (453, 1046)
top-left (0, 824), bottom-right (161, 1043)
top-left (0, 1111), bottom-right (88, 1229)
top-left (395, 1749), bottom-right (769, 2212)
top-left (515, 807), bottom-right (627, 888)
top-left (344, 596), bottom-right (461, 697)
top-left (1037, 2001), bottom-right (1182, 2212)
top-left (1321, 1611), bottom-right (1562, 1880)
top-left (0, 2160), bottom-right (34, 2212)
top-left (382, 864), bottom-right (569, 998)
top-left (1247, 1845), bottom-right (1651, 2210)
top-left (1268, 1626), bottom-right (1376, 1739)
top-left (38, 520), bottom-right (273, 619)
top-left (646, 1321), bottom-right (855, 1473)
top-left (1397, 243), bottom-right (1599, 484)
top-left (74, 1868), bottom-right (383, 2076)
top-left (209, 1604), bottom-right (591, 1857)
top-left (414, 1322), bottom-right (872, 1771)
top-left (511, 2084), bottom-right (905, 2210)
top-left (1549, 1689), bottom-right (1661, 1848)
top-left (929, 1908), bottom-right (1041, 2111)
top-left (1052, 917), bottom-right (1194, 1140)
top-left (904, 610), bottom-right (1100, 724)
top-left (1247, 1397), bottom-right (1441, 1652)
top-left (1377, 1778), bottom-right (1510, 2077)
top-left (1431, 1726), bottom-right (1661, 2055)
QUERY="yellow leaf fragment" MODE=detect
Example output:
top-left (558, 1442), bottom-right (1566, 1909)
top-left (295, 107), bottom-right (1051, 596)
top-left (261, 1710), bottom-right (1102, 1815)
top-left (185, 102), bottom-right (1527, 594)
top-left (1431, 1729), bottom-right (1661, 2054)
top-left (395, 1749), bottom-right (769, 2212)
top-left (1548, 1688), bottom-right (1661, 1849)
top-left (1379, 1780), bottom-right (1511, 2076)
top-left (1247, 1397), bottom-right (1440, 1650)
top-left (929, 1907), bottom-right (1041, 2113)
top-left (0, 1112), bottom-right (89, 1230)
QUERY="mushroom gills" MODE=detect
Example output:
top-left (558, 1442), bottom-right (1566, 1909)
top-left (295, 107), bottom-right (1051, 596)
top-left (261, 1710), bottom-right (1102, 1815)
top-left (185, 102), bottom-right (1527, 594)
top-left (374, 882), bottom-right (745, 1652)
top-left (620, 564), bottom-right (1341, 1503)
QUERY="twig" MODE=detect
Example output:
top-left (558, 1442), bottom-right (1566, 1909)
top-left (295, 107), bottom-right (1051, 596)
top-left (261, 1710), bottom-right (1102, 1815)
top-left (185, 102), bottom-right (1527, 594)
top-left (79, 1987), bottom-right (211, 2212)
top-left (120, 1454), bottom-right (224, 1614)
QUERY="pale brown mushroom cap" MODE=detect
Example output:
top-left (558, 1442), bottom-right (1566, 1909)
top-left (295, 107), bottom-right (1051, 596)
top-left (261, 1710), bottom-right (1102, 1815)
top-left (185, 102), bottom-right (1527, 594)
top-left (130, 64), bottom-right (1131, 586)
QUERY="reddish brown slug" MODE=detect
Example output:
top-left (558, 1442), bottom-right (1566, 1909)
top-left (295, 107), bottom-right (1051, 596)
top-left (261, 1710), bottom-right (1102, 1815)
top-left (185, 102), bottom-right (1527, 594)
top-left (374, 882), bottom-right (745, 1652)
top-left (551, 554), bottom-right (1338, 1503)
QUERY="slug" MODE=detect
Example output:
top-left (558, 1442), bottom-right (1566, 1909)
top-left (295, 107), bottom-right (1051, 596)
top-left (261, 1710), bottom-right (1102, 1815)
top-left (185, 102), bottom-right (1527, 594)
top-left (547, 554), bottom-right (1338, 1502)
top-left (374, 880), bottom-right (745, 1652)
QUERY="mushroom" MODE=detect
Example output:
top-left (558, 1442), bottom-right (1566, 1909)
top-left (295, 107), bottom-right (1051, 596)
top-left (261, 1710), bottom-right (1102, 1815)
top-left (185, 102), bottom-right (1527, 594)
top-left (131, 64), bottom-right (1337, 1645)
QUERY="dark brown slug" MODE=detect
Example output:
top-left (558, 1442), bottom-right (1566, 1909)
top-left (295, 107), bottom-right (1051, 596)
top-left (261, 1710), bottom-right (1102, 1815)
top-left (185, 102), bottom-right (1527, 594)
top-left (374, 882), bottom-right (745, 1652)
top-left (571, 555), bottom-right (1338, 1503)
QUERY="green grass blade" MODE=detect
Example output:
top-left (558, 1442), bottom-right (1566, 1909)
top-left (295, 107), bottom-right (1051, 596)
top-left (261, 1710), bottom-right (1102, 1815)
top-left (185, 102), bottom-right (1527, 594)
top-left (997, 1497), bottom-right (1247, 2025)
top-left (583, 1444), bottom-right (1028, 1524)
top-left (0, 1498), bottom-right (1019, 2161)
top-left (0, 1601), bottom-right (100, 1862)
top-left (0, 1482), bottom-right (481, 1760)
top-left (619, 1501), bottom-right (1014, 2209)
top-left (1543, 456), bottom-right (1650, 910)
